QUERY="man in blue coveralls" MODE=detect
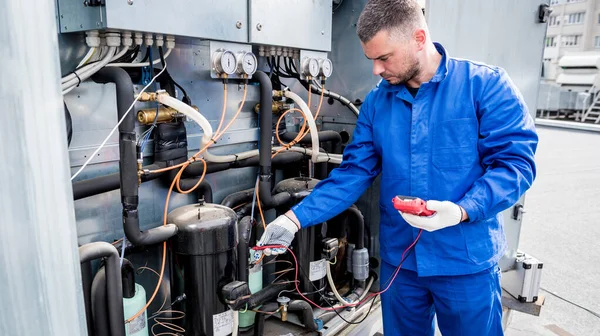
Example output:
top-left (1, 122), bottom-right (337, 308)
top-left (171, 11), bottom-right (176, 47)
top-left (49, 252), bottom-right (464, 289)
top-left (257, 0), bottom-right (538, 334)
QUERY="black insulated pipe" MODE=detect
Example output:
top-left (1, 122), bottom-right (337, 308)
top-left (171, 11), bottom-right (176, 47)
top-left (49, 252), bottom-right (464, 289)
top-left (161, 169), bottom-right (214, 203)
top-left (280, 130), bottom-right (342, 146)
top-left (237, 216), bottom-right (253, 283)
top-left (253, 302), bottom-right (279, 336)
top-left (72, 164), bottom-right (164, 200)
top-left (91, 267), bottom-right (109, 336)
top-left (345, 206), bottom-right (365, 250)
top-left (221, 188), bottom-right (254, 208)
top-left (79, 242), bottom-right (125, 336)
top-left (253, 71), bottom-right (278, 208)
top-left (93, 68), bottom-right (177, 246)
top-left (121, 259), bottom-right (136, 299)
top-left (288, 300), bottom-right (319, 331)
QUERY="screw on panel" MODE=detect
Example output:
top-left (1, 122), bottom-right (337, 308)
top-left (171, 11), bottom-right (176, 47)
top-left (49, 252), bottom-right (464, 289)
top-left (96, 22), bottom-right (101, 27)
top-left (83, 1), bottom-right (88, 6)
top-left (321, 31), bottom-right (325, 35)
top-left (256, 23), bottom-right (262, 31)
top-left (236, 21), bottom-right (243, 29)
top-left (127, 0), bottom-right (134, 5)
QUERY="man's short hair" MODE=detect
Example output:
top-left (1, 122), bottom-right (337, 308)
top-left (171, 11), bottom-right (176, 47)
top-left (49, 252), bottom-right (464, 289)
top-left (356, 0), bottom-right (424, 42)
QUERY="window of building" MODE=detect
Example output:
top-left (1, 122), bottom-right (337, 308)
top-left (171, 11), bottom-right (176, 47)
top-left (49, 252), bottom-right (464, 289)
top-left (565, 12), bottom-right (585, 25)
top-left (561, 34), bottom-right (581, 46)
top-left (549, 15), bottom-right (561, 26)
top-left (550, 0), bottom-right (560, 4)
top-left (546, 36), bottom-right (558, 47)
top-left (595, 36), bottom-right (600, 48)
top-left (566, 0), bottom-right (585, 3)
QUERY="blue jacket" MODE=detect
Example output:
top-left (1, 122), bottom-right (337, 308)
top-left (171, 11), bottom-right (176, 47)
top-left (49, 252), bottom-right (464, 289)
top-left (291, 43), bottom-right (538, 276)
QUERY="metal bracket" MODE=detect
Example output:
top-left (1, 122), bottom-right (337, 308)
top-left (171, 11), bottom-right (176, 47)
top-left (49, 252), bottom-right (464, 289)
top-left (512, 204), bottom-right (526, 220)
top-left (537, 4), bottom-right (552, 23)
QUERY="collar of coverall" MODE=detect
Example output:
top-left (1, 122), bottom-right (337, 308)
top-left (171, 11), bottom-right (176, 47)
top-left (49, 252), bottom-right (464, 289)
top-left (376, 42), bottom-right (449, 93)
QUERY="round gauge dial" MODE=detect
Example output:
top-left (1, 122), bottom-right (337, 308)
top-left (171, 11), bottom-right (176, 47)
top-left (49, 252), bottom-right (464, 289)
top-left (214, 50), bottom-right (236, 75)
top-left (303, 58), bottom-right (320, 78)
top-left (319, 59), bottom-right (333, 78)
top-left (237, 52), bottom-right (257, 75)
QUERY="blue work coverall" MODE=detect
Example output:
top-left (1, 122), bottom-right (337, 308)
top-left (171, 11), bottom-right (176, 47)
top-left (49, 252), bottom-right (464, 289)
top-left (291, 43), bottom-right (538, 335)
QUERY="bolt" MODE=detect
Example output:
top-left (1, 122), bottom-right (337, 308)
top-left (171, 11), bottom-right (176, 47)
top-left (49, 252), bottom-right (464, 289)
top-left (256, 23), bottom-right (262, 31)
top-left (83, 1), bottom-right (88, 6)
top-left (80, 24), bottom-right (83, 28)
top-left (236, 21), bottom-right (243, 29)
top-left (96, 22), bottom-right (101, 27)
top-left (60, 14), bottom-right (64, 18)
top-left (321, 30), bottom-right (325, 35)
top-left (127, 0), bottom-right (133, 4)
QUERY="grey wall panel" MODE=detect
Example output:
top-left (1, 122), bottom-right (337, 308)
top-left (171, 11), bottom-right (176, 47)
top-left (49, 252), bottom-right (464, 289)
top-left (58, 0), bottom-right (248, 42)
top-left (249, 0), bottom-right (333, 51)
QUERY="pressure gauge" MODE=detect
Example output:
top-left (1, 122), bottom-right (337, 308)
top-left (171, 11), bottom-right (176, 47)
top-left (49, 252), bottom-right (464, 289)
top-left (319, 58), bottom-right (333, 78)
top-left (213, 50), bottom-right (237, 76)
top-left (302, 58), bottom-right (320, 78)
top-left (237, 51), bottom-right (258, 76)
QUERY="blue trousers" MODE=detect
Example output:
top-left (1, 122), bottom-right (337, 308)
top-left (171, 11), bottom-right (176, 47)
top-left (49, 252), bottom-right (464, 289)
top-left (380, 261), bottom-right (503, 336)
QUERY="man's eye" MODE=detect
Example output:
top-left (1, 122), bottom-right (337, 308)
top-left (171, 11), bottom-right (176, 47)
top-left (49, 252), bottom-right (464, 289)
top-left (380, 58), bottom-right (388, 62)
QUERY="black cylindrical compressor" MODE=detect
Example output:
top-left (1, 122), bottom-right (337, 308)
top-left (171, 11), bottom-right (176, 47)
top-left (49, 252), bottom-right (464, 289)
top-left (168, 202), bottom-right (238, 336)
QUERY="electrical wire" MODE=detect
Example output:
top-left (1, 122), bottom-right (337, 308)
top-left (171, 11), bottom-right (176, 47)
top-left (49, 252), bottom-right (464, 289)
top-left (540, 287), bottom-right (600, 319)
top-left (70, 60), bottom-right (169, 181)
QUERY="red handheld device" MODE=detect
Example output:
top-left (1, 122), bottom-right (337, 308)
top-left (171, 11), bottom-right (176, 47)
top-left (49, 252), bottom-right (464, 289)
top-left (392, 196), bottom-right (435, 216)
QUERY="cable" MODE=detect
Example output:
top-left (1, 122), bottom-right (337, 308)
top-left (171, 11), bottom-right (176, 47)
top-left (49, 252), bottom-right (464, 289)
top-left (70, 60), bottom-right (168, 181)
top-left (540, 287), bottom-right (600, 319)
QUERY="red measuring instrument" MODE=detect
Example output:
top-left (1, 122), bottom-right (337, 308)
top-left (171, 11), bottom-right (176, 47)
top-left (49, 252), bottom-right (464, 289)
top-left (392, 196), bottom-right (435, 216)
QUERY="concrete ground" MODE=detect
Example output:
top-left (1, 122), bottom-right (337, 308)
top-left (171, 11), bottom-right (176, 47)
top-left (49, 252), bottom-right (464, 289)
top-left (505, 126), bottom-right (600, 336)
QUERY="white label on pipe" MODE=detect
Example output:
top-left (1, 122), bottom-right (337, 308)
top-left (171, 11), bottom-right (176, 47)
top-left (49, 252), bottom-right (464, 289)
top-left (127, 311), bottom-right (146, 334)
top-left (213, 309), bottom-right (233, 336)
top-left (309, 259), bottom-right (327, 281)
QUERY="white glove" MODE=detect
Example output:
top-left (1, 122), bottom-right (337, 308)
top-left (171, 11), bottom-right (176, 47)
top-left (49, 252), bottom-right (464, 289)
top-left (399, 200), bottom-right (463, 232)
top-left (255, 215), bottom-right (299, 259)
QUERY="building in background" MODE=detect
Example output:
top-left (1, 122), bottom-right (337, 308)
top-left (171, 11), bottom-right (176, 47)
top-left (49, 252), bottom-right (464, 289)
top-left (543, 0), bottom-right (600, 89)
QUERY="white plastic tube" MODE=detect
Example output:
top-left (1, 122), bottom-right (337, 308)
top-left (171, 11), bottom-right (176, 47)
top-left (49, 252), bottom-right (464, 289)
top-left (326, 262), bottom-right (347, 305)
top-left (232, 310), bottom-right (239, 336)
top-left (282, 90), bottom-right (320, 162)
top-left (107, 48), bottom-right (173, 67)
top-left (157, 94), bottom-right (213, 145)
top-left (61, 47), bottom-right (117, 94)
top-left (110, 46), bottom-right (130, 62)
top-left (76, 47), bottom-right (96, 68)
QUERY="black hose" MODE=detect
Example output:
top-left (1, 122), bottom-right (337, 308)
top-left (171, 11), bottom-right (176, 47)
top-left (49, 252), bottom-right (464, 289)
top-left (93, 68), bottom-right (177, 246)
top-left (182, 151), bottom-right (304, 178)
top-left (237, 216), bottom-right (253, 283)
top-left (235, 192), bottom-right (294, 218)
top-left (253, 302), bottom-right (279, 336)
top-left (91, 267), bottom-right (109, 336)
top-left (79, 242), bottom-right (125, 336)
top-left (253, 71), bottom-right (278, 208)
top-left (64, 102), bottom-right (73, 146)
top-left (288, 300), bottom-right (319, 331)
top-left (72, 164), bottom-right (164, 200)
top-left (345, 206), bottom-right (365, 250)
top-left (280, 130), bottom-right (342, 146)
top-left (121, 259), bottom-right (135, 299)
top-left (81, 260), bottom-right (95, 336)
top-left (221, 188), bottom-right (254, 208)
top-left (71, 152), bottom-right (305, 201)
top-left (230, 282), bottom-right (289, 311)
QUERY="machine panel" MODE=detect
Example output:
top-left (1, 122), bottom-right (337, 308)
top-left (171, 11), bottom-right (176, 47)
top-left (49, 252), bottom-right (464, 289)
top-left (57, 0), bottom-right (248, 42)
top-left (248, 0), bottom-right (333, 51)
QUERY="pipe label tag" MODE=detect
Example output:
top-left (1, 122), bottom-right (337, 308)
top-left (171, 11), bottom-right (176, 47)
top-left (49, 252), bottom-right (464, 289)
top-left (309, 259), bottom-right (327, 281)
top-left (213, 309), bottom-right (233, 336)
top-left (128, 310), bottom-right (146, 334)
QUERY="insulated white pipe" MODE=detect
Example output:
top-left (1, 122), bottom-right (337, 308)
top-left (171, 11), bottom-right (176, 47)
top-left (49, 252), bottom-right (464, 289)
top-left (283, 90), bottom-right (320, 162)
top-left (157, 95), bottom-right (213, 145)
top-left (61, 47), bottom-right (117, 93)
top-left (326, 262), bottom-right (347, 305)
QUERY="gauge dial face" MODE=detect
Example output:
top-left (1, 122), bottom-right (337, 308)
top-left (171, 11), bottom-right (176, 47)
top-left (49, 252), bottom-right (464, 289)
top-left (308, 58), bottom-right (319, 77)
top-left (216, 50), bottom-right (236, 75)
top-left (239, 52), bottom-right (257, 75)
top-left (320, 59), bottom-right (333, 77)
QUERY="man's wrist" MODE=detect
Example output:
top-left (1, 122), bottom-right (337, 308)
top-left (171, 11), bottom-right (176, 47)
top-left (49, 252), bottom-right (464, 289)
top-left (284, 210), bottom-right (301, 229)
top-left (459, 206), bottom-right (469, 222)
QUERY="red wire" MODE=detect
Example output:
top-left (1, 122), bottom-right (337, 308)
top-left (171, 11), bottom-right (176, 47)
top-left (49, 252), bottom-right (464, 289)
top-left (255, 229), bottom-right (423, 311)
